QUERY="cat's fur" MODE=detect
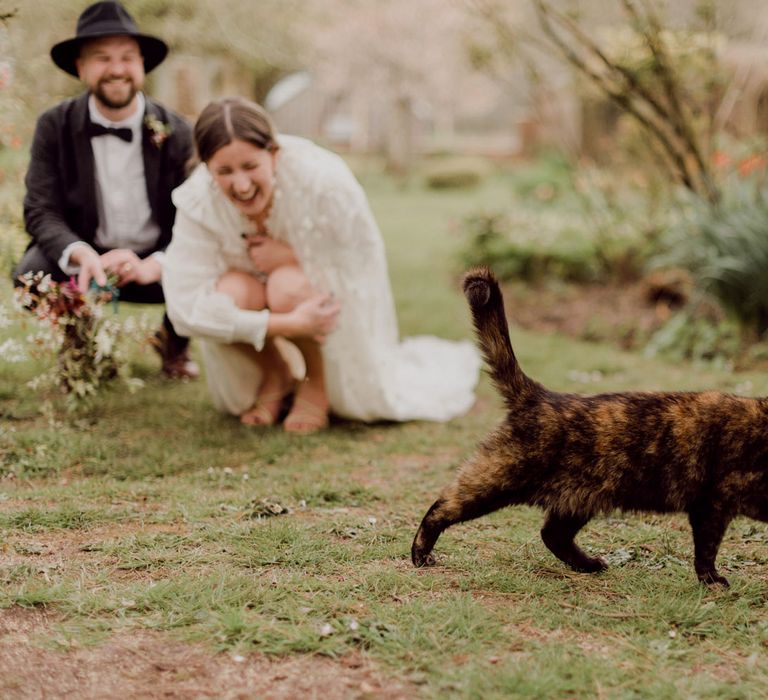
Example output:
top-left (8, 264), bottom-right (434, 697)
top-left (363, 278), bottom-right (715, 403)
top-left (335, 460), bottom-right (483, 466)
top-left (411, 267), bottom-right (768, 586)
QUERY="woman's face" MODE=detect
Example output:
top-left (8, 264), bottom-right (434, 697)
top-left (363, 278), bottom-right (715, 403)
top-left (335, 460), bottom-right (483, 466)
top-left (207, 139), bottom-right (277, 220)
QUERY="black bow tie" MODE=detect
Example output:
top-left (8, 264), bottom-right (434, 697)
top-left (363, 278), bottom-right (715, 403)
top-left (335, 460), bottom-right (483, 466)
top-left (87, 123), bottom-right (133, 143)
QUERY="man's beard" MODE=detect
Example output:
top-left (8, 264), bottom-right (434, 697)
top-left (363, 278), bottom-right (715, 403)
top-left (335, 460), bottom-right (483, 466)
top-left (93, 79), bottom-right (138, 110)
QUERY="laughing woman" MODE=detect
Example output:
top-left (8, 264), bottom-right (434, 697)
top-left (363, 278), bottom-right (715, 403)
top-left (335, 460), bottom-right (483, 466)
top-left (163, 97), bottom-right (480, 433)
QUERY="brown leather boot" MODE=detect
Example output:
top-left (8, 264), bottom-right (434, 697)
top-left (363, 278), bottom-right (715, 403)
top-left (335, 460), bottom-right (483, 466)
top-left (151, 327), bottom-right (200, 379)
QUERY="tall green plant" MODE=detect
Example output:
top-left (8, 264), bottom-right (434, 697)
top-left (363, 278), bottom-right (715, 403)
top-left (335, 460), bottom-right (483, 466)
top-left (654, 176), bottom-right (768, 334)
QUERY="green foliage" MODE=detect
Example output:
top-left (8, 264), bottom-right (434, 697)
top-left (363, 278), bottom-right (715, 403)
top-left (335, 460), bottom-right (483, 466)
top-left (422, 156), bottom-right (492, 190)
top-left (507, 149), bottom-right (574, 200)
top-left (458, 158), bottom-right (660, 285)
top-left (0, 146), bottom-right (27, 278)
top-left (654, 176), bottom-right (768, 334)
top-left (645, 310), bottom-right (741, 368)
top-left (460, 211), bottom-right (599, 283)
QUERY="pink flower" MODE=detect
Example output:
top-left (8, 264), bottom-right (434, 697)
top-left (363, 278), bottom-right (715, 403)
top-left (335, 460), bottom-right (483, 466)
top-left (143, 114), bottom-right (172, 149)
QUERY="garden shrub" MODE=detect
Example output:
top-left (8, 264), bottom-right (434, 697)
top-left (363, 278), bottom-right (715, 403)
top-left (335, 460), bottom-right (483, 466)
top-left (422, 156), bottom-right (492, 190)
top-left (644, 309), bottom-right (741, 367)
top-left (509, 149), bottom-right (574, 200)
top-left (0, 146), bottom-right (28, 277)
top-left (458, 160), bottom-right (658, 285)
top-left (653, 175), bottom-right (768, 336)
top-left (0, 214), bottom-right (26, 279)
top-left (459, 212), bottom-right (600, 283)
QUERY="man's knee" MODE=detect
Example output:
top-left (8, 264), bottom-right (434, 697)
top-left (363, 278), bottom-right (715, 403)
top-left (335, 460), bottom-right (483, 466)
top-left (266, 265), bottom-right (314, 313)
top-left (216, 270), bottom-right (266, 310)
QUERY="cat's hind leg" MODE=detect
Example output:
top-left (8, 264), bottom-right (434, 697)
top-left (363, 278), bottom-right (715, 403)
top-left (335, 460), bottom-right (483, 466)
top-left (688, 503), bottom-right (731, 586)
top-left (540, 510), bottom-right (607, 573)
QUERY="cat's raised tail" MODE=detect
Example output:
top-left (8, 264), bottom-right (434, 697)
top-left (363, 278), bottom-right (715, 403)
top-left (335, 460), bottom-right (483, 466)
top-left (462, 267), bottom-right (540, 406)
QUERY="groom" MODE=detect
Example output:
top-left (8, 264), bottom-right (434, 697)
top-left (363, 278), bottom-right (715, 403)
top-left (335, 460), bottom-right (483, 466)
top-left (14, 1), bottom-right (198, 379)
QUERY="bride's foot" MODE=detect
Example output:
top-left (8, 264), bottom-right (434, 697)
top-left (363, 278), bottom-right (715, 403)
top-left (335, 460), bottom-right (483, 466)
top-left (240, 376), bottom-right (295, 426)
top-left (283, 381), bottom-right (329, 434)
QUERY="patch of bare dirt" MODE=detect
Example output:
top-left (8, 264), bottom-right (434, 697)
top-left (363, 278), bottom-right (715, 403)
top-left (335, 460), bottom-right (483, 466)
top-left (0, 607), bottom-right (415, 700)
top-left (502, 279), bottom-right (674, 350)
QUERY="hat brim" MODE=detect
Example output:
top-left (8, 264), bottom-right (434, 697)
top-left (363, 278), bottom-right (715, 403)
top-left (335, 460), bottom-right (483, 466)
top-left (50, 33), bottom-right (168, 77)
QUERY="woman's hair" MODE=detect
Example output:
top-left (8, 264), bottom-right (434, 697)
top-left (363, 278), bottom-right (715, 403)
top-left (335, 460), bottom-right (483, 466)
top-left (194, 97), bottom-right (279, 163)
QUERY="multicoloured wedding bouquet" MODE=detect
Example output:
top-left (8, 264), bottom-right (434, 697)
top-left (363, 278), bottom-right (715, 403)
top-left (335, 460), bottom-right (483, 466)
top-left (12, 272), bottom-right (149, 408)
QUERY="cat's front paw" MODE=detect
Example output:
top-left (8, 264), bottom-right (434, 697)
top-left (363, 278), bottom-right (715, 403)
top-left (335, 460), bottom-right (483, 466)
top-left (697, 570), bottom-right (730, 587)
top-left (411, 549), bottom-right (436, 568)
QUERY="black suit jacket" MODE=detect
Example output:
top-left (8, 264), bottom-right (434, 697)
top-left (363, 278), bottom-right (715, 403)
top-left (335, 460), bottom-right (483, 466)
top-left (23, 91), bottom-right (193, 263)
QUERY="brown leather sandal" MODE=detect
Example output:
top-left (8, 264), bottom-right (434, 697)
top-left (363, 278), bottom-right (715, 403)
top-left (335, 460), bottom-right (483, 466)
top-left (283, 396), bottom-right (330, 434)
top-left (240, 384), bottom-right (295, 426)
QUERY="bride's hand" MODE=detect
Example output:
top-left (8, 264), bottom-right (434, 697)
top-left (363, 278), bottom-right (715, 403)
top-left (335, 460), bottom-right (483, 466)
top-left (291, 293), bottom-right (341, 342)
top-left (243, 234), bottom-right (296, 274)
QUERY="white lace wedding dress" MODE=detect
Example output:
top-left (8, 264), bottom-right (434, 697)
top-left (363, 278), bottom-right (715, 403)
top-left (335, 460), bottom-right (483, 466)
top-left (164, 135), bottom-right (480, 422)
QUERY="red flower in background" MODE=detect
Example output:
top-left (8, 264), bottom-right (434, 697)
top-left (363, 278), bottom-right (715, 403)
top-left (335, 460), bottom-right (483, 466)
top-left (737, 154), bottom-right (767, 177)
top-left (711, 150), bottom-right (731, 168)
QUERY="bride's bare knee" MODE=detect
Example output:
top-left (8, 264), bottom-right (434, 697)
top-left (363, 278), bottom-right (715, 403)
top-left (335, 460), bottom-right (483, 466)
top-left (216, 270), bottom-right (266, 310)
top-left (266, 265), bottom-right (315, 312)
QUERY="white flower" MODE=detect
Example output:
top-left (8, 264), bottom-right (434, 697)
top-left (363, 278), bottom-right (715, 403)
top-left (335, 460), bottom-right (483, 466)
top-left (567, 369), bottom-right (604, 384)
top-left (0, 339), bottom-right (27, 363)
top-left (94, 327), bottom-right (115, 361)
top-left (13, 289), bottom-right (33, 310)
top-left (0, 304), bottom-right (13, 328)
top-left (37, 274), bottom-right (53, 294)
top-left (124, 377), bottom-right (145, 393)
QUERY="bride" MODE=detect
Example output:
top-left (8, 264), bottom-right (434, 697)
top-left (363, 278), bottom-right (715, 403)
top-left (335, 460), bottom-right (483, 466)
top-left (163, 97), bottom-right (480, 433)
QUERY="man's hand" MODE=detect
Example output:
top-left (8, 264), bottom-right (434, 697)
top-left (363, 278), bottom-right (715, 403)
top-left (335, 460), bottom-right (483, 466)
top-left (70, 245), bottom-right (107, 293)
top-left (99, 249), bottom-right (161, 287)
top-left (244, 234), bottom-right (297, 275)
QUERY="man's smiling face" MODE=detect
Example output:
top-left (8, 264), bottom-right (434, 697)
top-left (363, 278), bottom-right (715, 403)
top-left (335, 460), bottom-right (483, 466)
top-left (76, 35), bottom-right (144, 111)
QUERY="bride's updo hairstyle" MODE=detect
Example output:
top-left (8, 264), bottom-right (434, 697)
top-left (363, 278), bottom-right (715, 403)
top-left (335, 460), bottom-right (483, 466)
top-left (194, 97), bottom-right (279, 163)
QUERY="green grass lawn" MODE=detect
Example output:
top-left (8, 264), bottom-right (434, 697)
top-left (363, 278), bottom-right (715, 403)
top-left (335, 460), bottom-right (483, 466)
top-left (2, 167), bottom-right (768, 698)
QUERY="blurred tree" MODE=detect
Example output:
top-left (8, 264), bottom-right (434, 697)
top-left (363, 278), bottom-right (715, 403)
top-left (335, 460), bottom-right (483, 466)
top-left (130, 0), bottom-right (306, 101)
top-left (469, 0), bottom-right (725, 203)
top-left (307, 0), bottom-right (473, 173)
top-left (4, 0), bottom-right (87, 120)
top-left (3, 0), bottom-right (305, 134)
top-left (0, 6), bottom-right (16, 24)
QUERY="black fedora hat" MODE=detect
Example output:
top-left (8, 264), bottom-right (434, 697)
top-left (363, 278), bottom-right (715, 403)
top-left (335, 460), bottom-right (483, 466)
top-left (50, 1), bottom-right (168, 77)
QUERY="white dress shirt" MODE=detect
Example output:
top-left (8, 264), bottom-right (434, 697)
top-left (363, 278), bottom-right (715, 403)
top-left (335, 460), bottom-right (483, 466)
top-left (59, 92), bottom-right (163, 274)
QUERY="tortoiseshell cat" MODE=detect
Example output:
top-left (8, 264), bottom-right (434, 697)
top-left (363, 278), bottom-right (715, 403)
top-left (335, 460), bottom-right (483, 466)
top-left (412, 267), bottom-right (768, 586)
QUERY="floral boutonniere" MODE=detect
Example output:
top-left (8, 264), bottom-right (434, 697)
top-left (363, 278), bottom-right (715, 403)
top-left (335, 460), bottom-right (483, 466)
top-left (144, 113), bottom-right (173, 149)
